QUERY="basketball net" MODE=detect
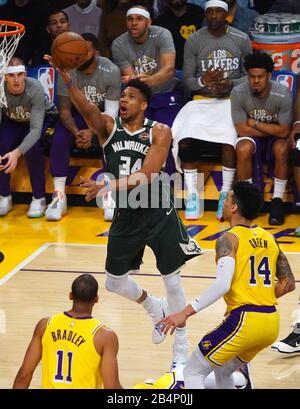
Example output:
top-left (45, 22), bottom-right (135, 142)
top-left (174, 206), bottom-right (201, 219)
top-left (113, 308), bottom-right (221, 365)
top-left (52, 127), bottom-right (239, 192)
top-left (0, 21), bottom-right (25, 107)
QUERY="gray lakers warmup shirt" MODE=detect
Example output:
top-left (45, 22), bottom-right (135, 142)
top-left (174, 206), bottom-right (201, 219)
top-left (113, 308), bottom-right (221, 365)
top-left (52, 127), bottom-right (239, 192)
top-left (2, 77), bottom-right (56, 154)
top-left (184, 26), bottom-right (252, 96)
top-left (230, 80), bottom-right (293, 125)
top-left (112, 25), bottom-right (176, 94)
top-left (57, 56), bottom-right (121, 111)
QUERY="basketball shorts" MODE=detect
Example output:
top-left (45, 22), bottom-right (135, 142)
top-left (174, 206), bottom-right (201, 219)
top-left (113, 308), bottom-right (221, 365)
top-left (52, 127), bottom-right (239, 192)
top-left (105, 206), bottom-right (202, 277)
top-left (199, 305), bottom-right (279, 366)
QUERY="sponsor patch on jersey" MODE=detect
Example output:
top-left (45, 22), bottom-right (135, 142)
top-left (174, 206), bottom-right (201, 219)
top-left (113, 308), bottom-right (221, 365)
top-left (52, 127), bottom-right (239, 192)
top-left (139, 132), bottom-right (149, 141)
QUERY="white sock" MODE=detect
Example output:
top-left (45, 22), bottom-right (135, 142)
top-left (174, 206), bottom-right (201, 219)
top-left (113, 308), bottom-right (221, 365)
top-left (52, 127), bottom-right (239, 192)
top-left (296, 298), bottom-right (300, 323)
top-left (221, 167), bottom-right (235, 192)
top-left (183, 169), bottom-right (198, 194)
top-left (273, 178), bottom-right (287, 199)
top-left (141, 294), bottom-right (159, 314)
top-left (174, 327), bottom-right (188, 349)
top-left (245, 178), bottom-right (253, 184)
top-left (54, 177), bottom-right (67, 195)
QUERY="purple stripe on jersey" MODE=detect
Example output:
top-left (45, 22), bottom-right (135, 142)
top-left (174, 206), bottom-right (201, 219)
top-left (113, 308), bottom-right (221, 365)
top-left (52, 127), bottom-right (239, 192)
top-left (232, 305), bottom-right (276, 313)
top-left (199, 309), bottom-right (245, 366)
top-left (235, 224), bottom-right (258, 228)
top-left (64, 312), bottom-right (92, 320)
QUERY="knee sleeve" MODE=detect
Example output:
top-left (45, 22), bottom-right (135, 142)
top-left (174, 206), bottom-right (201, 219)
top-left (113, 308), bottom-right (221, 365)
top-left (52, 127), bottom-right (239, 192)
top-left (105, 275), bottom-right (143, 301)
top-left (290, 148), bottom-right (300, 167)
top-left (178, 139), bottom-right (200, 163)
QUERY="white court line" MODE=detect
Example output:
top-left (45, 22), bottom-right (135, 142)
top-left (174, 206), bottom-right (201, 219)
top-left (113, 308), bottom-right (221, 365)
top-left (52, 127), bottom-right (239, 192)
top-left (36, 243), bottom-right (300, 255)
top-left (2, 242), bottom-right (299, 286)
top-left (0, 243), bottom-right (50, 286)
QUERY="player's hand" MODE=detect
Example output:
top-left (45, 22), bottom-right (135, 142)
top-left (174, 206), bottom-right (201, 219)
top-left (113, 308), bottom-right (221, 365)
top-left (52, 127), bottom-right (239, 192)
top-left (208, 78), bottom-right (232, 94)
top-left (0, 148), bottom-right (21, 173)
top-left (44, 54), bottom-right (71, 83)
top-left (80, 176), bottom-right (105, 202)
top-left (75, 129), bottom-right (93, 149)
top-left (158, 312), bottom-right (188, 335)
top-left (122, 75), bottom-right (137, 84)
top-left (136, 73), bottom-right (153, 87)
top-left (247, 117), bottom-right (257, 128)
top-left (289, 123), bottom-right (300, 148)
top-left (202, 67), bottom-right (224, 86)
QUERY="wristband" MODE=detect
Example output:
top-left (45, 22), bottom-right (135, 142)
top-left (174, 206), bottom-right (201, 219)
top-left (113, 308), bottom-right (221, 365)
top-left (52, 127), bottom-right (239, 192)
top-left (293, 120), bottom-right (300, 128)
top-left (65, 79), bottom-right (73, 89)
top-left (198, 77), bottom-right (206, 88)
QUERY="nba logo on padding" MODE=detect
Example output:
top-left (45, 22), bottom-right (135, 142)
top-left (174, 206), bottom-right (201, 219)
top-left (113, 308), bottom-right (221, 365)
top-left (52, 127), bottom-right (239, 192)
top-left (276, 74), bottom-right (294, 92)
top-left (38, 67), bottom-right (55, 102)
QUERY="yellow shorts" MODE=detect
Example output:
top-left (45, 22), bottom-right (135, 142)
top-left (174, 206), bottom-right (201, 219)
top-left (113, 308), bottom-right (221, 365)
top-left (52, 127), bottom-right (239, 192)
top-left (199, 305), bottom-right (279, 366)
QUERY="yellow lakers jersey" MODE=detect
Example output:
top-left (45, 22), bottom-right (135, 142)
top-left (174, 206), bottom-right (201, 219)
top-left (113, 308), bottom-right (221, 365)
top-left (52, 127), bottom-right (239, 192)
top-left (224, 225), bottom-right (279, 313)
top-left (41, 312), bottom-right (104, 389)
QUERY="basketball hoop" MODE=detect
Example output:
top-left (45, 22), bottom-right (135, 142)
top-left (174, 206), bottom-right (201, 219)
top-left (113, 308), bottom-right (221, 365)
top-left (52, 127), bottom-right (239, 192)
top-left (0, 20), bottom-right (25, 107)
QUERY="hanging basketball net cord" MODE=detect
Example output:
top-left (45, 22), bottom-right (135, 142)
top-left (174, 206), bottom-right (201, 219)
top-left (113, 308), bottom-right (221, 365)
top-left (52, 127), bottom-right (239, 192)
top-left (0, 20), bottom-right (25, 107)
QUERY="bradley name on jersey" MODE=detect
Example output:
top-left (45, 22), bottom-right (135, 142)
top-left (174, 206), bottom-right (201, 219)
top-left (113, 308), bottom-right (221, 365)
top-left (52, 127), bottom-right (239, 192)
top-left (50, 329), bottom-right (86, 347)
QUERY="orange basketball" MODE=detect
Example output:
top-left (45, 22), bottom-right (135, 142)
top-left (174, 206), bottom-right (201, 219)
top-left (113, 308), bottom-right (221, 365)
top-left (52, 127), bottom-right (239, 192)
top-left (51, 32), bottom-right (88, 70)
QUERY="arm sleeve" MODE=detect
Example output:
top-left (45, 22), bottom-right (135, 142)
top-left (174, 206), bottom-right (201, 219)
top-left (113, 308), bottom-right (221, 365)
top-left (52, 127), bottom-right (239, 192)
top-left (183, 37), bottom-right (201, 92)
top-left (104, 100), bottom-right (119, 117)
top-left (230, 88), bottom-right (248, 124)
top-left (18, 87), bottom-right (45, 154)
top-left (190, 256), bottom-right (235, 313)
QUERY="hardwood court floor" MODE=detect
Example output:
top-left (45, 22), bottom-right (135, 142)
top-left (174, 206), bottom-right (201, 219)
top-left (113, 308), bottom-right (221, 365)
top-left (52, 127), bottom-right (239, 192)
top-left (1, 242), bottom-right (300, 389)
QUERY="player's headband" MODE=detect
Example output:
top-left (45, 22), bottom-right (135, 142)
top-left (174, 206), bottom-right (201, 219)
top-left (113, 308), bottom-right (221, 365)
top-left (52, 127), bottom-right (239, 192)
top-left (127, 7), bottom-right (150, 19)
top-left (205, 0), bottom-right (229, 12)
top-left (5, 65), bottom-right (26, 74)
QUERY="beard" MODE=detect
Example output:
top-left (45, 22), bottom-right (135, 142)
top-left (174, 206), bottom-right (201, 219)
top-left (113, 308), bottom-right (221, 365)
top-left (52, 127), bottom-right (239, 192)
top-left (77, 55), bottom-right (95, 72)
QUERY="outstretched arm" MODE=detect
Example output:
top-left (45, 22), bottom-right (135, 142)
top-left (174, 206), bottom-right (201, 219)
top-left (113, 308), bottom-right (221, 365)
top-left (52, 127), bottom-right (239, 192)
top-left (159, 233), bottom-right (237, 335)
top-left (275, 249), bottom-right (295, 298)
top-left (81, 122), bottom-right (172, 201)
top-left (13, 318), bottom-right (47, 389)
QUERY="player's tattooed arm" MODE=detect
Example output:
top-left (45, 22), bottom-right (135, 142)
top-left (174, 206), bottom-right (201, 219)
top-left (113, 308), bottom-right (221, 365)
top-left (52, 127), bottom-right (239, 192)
top-left (275, 249), bottom-right (295, 298)
top-left (215, 232), bottom-right (237, 261)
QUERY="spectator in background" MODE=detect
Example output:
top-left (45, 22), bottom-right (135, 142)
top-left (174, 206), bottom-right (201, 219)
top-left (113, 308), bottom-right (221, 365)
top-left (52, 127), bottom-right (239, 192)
top-left (249, 0), bottom-right (275, 14)
top-left (112, 2), bottom-right (181, 173)
top-left (63, 0), bottom-right (102, 37)
top-left (0, 57), bottom-right (57, 218)
top-left (154, 0), bottom-right (204, 71)
top-left (98, 0), bottom-right (131, 59)
top-left (45, 33), bottom-right (121, 222)
top-left (0, 0), bottom-right (51, 63)
top-left (231, 52), bottom-right (292, 226)
top-left (225, 0), bottom-right (258, 35)
top-left (30, 10), bottom-right (70, 67)
top-left (172, 0), bottom-right (252, 221)
top-left (289, 75), bottom-right (300, 236)
top-left (268, 0), bottom-right (300, 14)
